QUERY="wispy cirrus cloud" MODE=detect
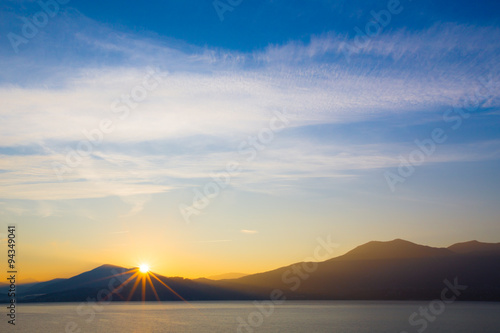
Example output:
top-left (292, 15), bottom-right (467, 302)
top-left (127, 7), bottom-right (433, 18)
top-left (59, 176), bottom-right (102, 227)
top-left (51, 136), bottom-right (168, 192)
top-left (241, 230), bottom-right (258, 234)
top-left (258, 23), bottom-right (500, 68)
top-left (1, 137), bottom-right (499, 201)
top-left (0, 12), bottom-right (499, 204)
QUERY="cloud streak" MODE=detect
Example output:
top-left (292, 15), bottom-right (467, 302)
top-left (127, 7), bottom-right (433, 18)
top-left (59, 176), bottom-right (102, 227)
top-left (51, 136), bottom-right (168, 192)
top-left (0, 13), bottom-right (499, 201)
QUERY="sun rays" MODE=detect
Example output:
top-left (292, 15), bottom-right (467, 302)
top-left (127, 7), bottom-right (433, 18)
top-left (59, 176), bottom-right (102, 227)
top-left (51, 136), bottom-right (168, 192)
top-left (98, 266), bottom-right (188, 304)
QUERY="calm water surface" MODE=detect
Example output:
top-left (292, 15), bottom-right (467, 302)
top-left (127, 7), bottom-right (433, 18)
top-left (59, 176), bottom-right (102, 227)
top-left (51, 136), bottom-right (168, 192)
top-left (1, 301), bottom-right (499, 332)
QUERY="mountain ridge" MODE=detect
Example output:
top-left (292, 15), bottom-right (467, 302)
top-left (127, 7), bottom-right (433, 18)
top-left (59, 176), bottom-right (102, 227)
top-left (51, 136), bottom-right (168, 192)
top-left (332, 238), bottom-right (454, 261)
top-left (448, 240), bottom-right (500, 254)
top-left (2, 239), bottom-right (499, 302)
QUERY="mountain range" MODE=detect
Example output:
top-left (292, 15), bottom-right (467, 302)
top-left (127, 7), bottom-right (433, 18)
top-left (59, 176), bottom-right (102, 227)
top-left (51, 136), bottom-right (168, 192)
top-left (1, 239), bottom-right (499, 303)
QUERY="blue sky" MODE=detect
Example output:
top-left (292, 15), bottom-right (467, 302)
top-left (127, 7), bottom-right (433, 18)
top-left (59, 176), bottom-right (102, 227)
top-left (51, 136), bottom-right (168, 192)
top-left (0, 0), bottom-right (499, 280)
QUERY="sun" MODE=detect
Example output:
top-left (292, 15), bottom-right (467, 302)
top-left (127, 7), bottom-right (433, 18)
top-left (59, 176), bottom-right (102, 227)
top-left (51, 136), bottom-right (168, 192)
top-left (100, 264), bottom-right (188, 303)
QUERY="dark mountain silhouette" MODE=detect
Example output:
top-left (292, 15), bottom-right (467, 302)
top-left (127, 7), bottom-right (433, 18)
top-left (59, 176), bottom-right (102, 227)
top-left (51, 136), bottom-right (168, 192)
top-left (206, 272), bottom-right (248, 280)
top-left (0, 264), bottom-right (255, 303)
top-left (209, 239), bottom-right (500, 301)
top-left (24, 265), bottom-right (130, 295)
top-left (2, 239), bottom-right (499, 303)
top-left (448, 240), bottom-right (500, 254)
top-left (338, 239), bottom-right (454, 260)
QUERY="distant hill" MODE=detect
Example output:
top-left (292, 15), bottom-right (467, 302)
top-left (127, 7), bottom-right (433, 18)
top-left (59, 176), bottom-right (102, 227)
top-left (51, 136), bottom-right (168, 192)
top-left (210, 239), bottom-right (500, 301)
top-left (337, 239), bottom-right (453, 260)
top-left (0, 264), bottom-right (254, 303)
top-left (2, 239), bottom-right (499, 303)
top-left (0, 279), bottom-right (56, 296)
top-left (206, 273), bottom-right (248, 280)
top-left (448, 240), bottom-right (500, 254)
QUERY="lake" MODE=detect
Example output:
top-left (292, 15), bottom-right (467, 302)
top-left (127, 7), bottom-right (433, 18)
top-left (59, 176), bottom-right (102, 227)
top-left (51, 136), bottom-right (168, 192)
top-left (1, 301), bottom-right (499, 332)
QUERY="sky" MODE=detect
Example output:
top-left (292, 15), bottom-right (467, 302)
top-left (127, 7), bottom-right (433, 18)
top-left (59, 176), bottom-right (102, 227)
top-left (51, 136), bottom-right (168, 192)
top-left (0, 0), bottom-right (499, 282)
